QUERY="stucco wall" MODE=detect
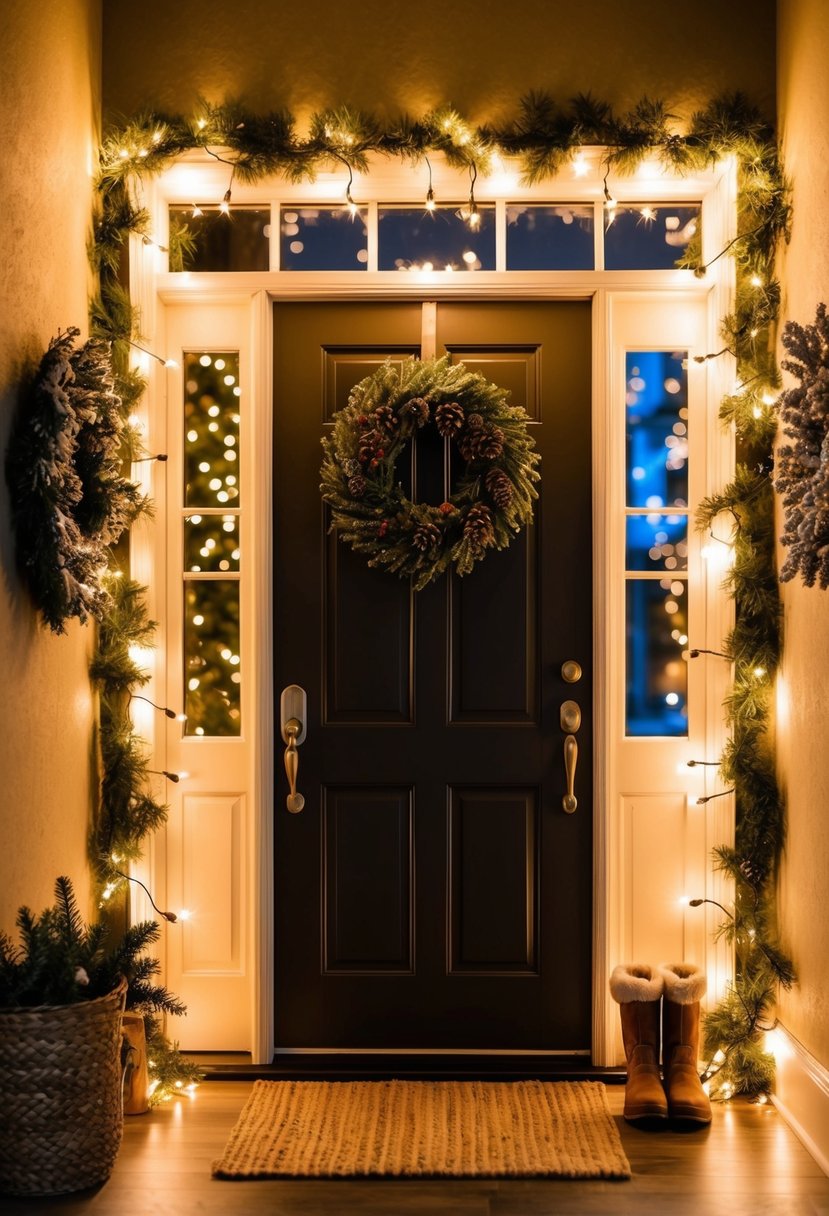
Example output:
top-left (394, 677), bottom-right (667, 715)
top-left (102, 0), bottom-right (775, 126)
top-left (0, 1), bottom-right (102, 927)
top-left (776, 0), bottom-right (829, 1069)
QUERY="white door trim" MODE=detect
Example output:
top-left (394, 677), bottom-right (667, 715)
top-left (130, 153), bottom-right (735, 1064)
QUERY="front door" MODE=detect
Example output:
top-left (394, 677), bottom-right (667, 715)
top-left (273, 300), bottom-right (592, 1052)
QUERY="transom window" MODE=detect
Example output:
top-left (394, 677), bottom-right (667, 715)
top-left (166, 199), bottom-right (701, 274)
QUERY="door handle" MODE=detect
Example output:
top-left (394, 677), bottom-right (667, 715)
top-left (280, 685), bottom-right (307, 814)
top-left (560, 699), bottom-right (581, 814)
top-left (562, 734), bottom-right (578, 814)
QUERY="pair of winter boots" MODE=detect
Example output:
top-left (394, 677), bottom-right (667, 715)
top-left (610, 962), bottom-right (712, 1127)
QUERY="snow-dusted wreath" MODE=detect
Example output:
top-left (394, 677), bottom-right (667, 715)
top-left (775, 302), bottom-right (829, 588)
top-left (319, 357), bottom-right (541, 589)
top-left (5, 328), bottom-right (143, 632)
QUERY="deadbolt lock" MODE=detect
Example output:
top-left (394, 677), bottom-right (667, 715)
top-left (561, 660), bottom-right (583, 684)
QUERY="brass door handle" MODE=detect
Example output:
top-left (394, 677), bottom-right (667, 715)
top-left (560, 698), bottom-right (580, 813)
top-left (562, 734), bottom-right (578, 814)
top-left (283, 719), bottom-right (305, 814)
top-left (280, 685), bottom-right (307, 813)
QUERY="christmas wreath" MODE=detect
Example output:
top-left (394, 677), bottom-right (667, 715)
top-left (319, 357), bottom-right (540, 589)
top-left (5, 328), bottom-right (144, 632)
top-left (775, 302), bottom-right (829, 588)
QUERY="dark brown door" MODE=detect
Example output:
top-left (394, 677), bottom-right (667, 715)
top-left (273, 300), bottom-right (592, 1051)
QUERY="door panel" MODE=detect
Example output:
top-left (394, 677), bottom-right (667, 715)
top-left (273, 300), bottom-right (592, 1051)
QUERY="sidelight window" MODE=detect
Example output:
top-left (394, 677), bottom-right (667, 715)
top-left (182, 351), bottom-right (242, 736)
top-left (624, 350), bottom-right (689, 737)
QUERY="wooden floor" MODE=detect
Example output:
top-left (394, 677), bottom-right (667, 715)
top-left (3, 1080), bottom-right (829, 1215)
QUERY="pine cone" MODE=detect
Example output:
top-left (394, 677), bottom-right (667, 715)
top-left (477, 426), bottom-right (505, 460)
top-left (373, 404), bottom-right (399, 435)
top-left (412, 522), bottom-right (441, 551)
top-left (401, 396), bottom-right (430, 427)
top-left (459, 424), bottom-right (504, 462)
top-left (466, 412), bottom-right (484, 431)
top-left (358, 428), bottom-right (383, 463)
top-left (485, 467), bottom-right (514, 508)
top-left (343, 458), bottom-right (360, 477)
top-left (348, 473), bottom-right (367, 498)
top-left (435, 401), bottom-right (465, 437)
top-left (463, 503), bottom-right (495, 552)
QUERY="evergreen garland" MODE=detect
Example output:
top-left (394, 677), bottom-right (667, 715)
top-left (774, 302), bottom-right (829, 587)
top-left (90, 90), bottom-right (792, 1099)
top-left (320, 358), bottom-right (540, 589)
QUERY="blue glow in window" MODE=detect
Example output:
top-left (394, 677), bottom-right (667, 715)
top-left (605, 204), bottom-right (700, 270)
top-left (280, 207), bottom-right (368, 270)
top-left (626, 352), bottom-right (688, 508)
top-left (626, 579), bottom-right (688, 736)
top-left (378, 206), bottom-right (495, 271)
top-left (506, 205), bottom-right (594, 270)
top-left (626, 516), bottom-right (688, 572)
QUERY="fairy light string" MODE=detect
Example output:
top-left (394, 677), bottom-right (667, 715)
top-left (93, 90), bottom-right (791, 1100)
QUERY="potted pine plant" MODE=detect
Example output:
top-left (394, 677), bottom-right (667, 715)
top-left (0, 876), bottom-right (186, 1196)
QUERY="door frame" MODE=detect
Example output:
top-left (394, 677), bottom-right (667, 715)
top-left (129, 152), bottom-right (737, 1064)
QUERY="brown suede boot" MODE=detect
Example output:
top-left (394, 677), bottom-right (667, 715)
top-left (659, 963), bottom-right (712, 1126)
top-left (610, 964), bottom-right (668, 1124)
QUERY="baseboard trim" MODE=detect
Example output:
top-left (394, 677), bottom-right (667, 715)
top-left (771, 1024), bottom-right (829, 1178)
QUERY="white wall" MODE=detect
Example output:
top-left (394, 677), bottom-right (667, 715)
top-left (776, 0), bottom-right (829, 1072)
top-left (102, 0), bottom-right (775, 126)
top-left (0, 0), bottom-right (102, 926)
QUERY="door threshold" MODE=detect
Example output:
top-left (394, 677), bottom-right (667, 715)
top-left (187, 1051), bottom-right (625, 1083)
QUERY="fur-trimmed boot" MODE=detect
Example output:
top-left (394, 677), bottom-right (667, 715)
top-left (659, 963), bottom-right (712, 1125)
top-left (610, 964), bottom-right (668, 1124)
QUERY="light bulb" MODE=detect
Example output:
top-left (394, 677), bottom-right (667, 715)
top-left (425, 187), bottom-right (436, 212)
top-left (191, 204), bottom-right (203, 218)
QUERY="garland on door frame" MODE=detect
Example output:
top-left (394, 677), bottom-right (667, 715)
top-left (85, 89), bottom-right (791, 1098)
top-left (320, 357), bottom-right (540, 588)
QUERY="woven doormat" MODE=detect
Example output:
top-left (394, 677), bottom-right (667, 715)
top-left (212, 1079), bottom-right (630, 1179)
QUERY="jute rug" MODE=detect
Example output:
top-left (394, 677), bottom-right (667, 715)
top-left (212, 1079), bottom-right (631, 1179)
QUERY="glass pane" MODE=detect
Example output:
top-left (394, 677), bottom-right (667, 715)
top-left (184, 515), bottom-right (240, 573)
top-left (378, 205), bottom-right (495, 272)
top-left (169, 206), bottom-right (270, 272)
top-left (280, 207), bottom-right (368, 270)
top-left (626, 515), bottom-right (688, 572)
top-left (605, 203), bottom-right (700, 270)
top-left (626, 351), bottom-right (688, 508)
top-left (184, 352), bottom-right (241, 507)
top-left (626, 579), bottom-right (688, 736)
top-left (506, 204), bottom-right (594, 270)
top-left (184, 581), bottom-right (241, 736)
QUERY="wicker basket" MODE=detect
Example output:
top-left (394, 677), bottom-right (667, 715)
top-left (0, 977), bottom-right (127, 1196)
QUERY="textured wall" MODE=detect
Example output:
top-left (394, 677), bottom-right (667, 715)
top-left (102, 0), bottom-right (775, 126)
top-left (0, 1), bottom-right (102, 928)
top-left (776, 0), bottom-right (829, 1068)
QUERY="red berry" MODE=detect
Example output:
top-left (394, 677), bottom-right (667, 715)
top-left (439, 501), bottom-right (455, 515)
